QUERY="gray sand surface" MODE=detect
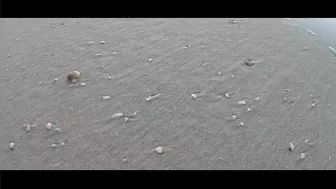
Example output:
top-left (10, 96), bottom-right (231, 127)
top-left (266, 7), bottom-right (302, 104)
top-left (1, 18), bottom-right (335, 169)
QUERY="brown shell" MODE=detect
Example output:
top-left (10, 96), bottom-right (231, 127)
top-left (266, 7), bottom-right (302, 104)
top-left (67, 71), bottom-right (81, 83)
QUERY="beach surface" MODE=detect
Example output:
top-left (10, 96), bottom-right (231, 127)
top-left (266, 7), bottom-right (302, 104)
top-left (1, 18), bottom-right (335, 170)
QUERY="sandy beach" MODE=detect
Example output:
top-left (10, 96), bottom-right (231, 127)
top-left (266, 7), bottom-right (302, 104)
top-left (1, 18), bottom-right (335, 170)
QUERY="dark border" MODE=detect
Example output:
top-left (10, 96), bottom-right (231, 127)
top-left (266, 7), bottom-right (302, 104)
top-left (2, 0), bottom-right (336, 17)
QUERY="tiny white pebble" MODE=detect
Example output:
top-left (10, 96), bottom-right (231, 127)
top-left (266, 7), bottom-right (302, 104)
top-left (155, 146), bottom-right (163, 154)
top-left (22, 66), bottom-right (26, 69)
top-left (46, 122), bottom-right (53, 130)
top-left (9, 142), bottom-right (15, 150)
top-left (305, 139), bottom-right (309, 143)
top-left (102, 96), bottom-right (110, 100)
top-left (191, 94), bottom-right (197, 99)
top-left (312, 102), bottom-right (316, 107)
top-left (328, 156), bottom-right (331, 160)
top-left (238, 100), bottom-right (246, 105)
top-left (80, 83), bottom-right (86, 86)
top-left (51, 143), bottom-right (57, 148)
top-left (228, 39), bottom-right (231, 42)
top-left (247, 108), bottom-right (251, 111)
top-left (254, 96), bottom-right (260, 101)
top-left (225, 93), bottom-right (230, 98)
top-left (54, 128), bottom-right (61, 132)
top-left (53, 78), bottom-right (58, 82)
top-left (38, 82), bottom-right (43, 85)
top-left (148, 58), bottom-right (153, 62)
top-left (96, 53), bottom-right (102, 57)
top-left (112, 52), bottom-right (118, 55)
top-left (112, 113), bottom-right (124, 118)
top-left (17, 62), bottom-right (20, 66)
top-left (107, 76), bottom-right (112, 80)
top-left (289, 142), bottom-right (295, 151)
top-left (218, 71), bottom-right (222, 75)
top-left (310, 94), bottom-right (313, 98)
top-left (100, 41), bottom-right (106, 44)
top-left (304, 46), bottom-right (309, 50)
top-left (231, 75), bottom-right (235, 78)
top-left (124, 117), bottom-right (129, 123)
top-left (25, 124), bottom-right (31, 132)
top-left (122, 158), bottom-right (128, 163)
top-left (230, 114), bottom-right (237, 120)
top-left (240, 122), bottom-right (244, 126)
top-left (69, 84), bottom-right (74, 88)
top-left (88, 41), bottom-right (94, 45)
top-left (300, 153), bottom-right (306, 159)
top-left (6, 69), bottom-right (8, 72)
top-left (8, 55), bottom-right (10, 57)
top-left (76, 20), bottom-right (80, 23)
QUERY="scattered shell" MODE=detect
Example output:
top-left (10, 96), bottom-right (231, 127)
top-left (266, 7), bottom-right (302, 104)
top-left (191, 94), bottom-right (197, 99)
top-left (303, 46), bottom-right (309, 51)
top-left (67, 71), bottom-right (80, 83)
top-left (124, 117), bottom-right (129, 123)
top-left (284, 89), bottom-right (290, 92)
top-left (304, 139), bottom-right (309, 143)
top-left (244, 59), bottom-right (254, 66)
top-left (309, 94), bottom-right (313, 98)
top-left (225, 93), bottom-right (231, 98)
top-left (247, 108), bottom-right (251, 112)
top-left (54, 128), bottom-right (61, 132)
top-left (289, 142), bottom-right (295, 151)
top-left (229, 114), bottom-right (237, 120)
top-left (6, 69), bottom-right (8, 72)
top-left (22, 66), bottom-right (26, 69)
top-left (25, 124), bottom-right (31, 132)
top-left (306, 29), bottom-right (316, 36)
top-left (76, 20), bottom-right (80, 23)
top-left (112, 113), bottom-right (124, 118)
top-left (238, 100), bottom-right (246, 105)
top-left (9, 142), bottom-right (15, 150)
top-left (107, 76), bottom-right (112, 80)
top-left (51, 143), bottom-right (57, 148)
top-left (184, 45), bottom-right (188, 49)
top-left (33, 74), bottom-right (36, 77)
top-left (69, 84), bottom-right (74, 88)
top-left (328, 46), bottom-right (336, 56)
top-left (38, 82), bottom-right (43, 85)
top-left (88, 41), bottom-right (94, 45)
top-left (155, 146), bottom-right (163, 154)
top-left (328, 156), bottom-right (331, 161)
top-left (53, 78), bottom-right (58, 83)
top-left (46, 122), bottom-right (53, 130)
top-left (122, 158), bottom-right (128, 163)
top-left (228, 39), bottom-right (231, 42)
top-left (61, 142), bottom-right (65, 146)
top-left (285, 18), bottom-right (292, 21)
top-left (80, 82), bottom-right (86, 86)
top-left (100, 41), bottom-right (106, 44)
top-left (300, 153), bottom-right (306, 160)
top-left (7, 55), bottom-right (10, 57)
top-left (96, 53), bottom-right (102, 57)
top-left (148, 58), bottom-right (153, 62)
top-left (218, 71), bottom-right (222, 75)
top-left (112, 52), bottom-right (118, 55)
top-left (102, 96), bottom-right (110, 100)
top-left (240, 122), bottom-right (244, 126)
top-left (311, 102), bottom-right (316, 107)
top-left (231, 75), bottom-right (235, 78)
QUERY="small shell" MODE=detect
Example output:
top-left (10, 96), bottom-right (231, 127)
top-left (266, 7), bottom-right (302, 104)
top-left (80, 83), bottom-right (86, 86)
top-left (100, 41), bottom-right (106, 44)
top-left (238, 100), bottom-right (246, 105)
top-left (88, 41), bottom-right (94, 45)
top-left (230, 114), bottom-right (237, 120)
top-left (67, 71), bottom-right (80, 83)
top-left (300, 153), bottom-right (306, 159)
top-left (184, 45), bottom-right (188, 49)
top-left (247, 108), bottom-right (251, 112)
top-left (46, 122), bottom-right (53, 130)
top-left (254, 96), bottom-right (260, 101)
top-left (191, 94), bottom-right (197, 99)
top-left (155, 146), bottom-right (163, 154)
top-left (107, 76), bottom-right (112, 80)
top-left (289, 142), bottom-right (295, 151)
top-left (240, 122), bottom-right (244, 126)
top-left (124, 117), bottom-right (129, 123)
top-left (218, 71), bottom-right (222, 75)
top-left (25, 124), bottom-right (31, 132)
top-left (311, 102), bottom-right (316, 107)
top-left (148, 58), bottom-right (153, 62)
top-left (60, 142), bottom-right (65, 146)
top-left (146, 96), bottom-right (152, 101)
top-left (122, 158), bottom-right (128, 163)
top-left (53, 78), bottom-right (58, 82)
top-left (51, 143), bottom-right (57, 148)
top-left (102, 96), bottom-right (110, 100)
top-left (244, 59), bottom-right (254, 66)
top-left (304, 46), bottom-right (309, 51)
top-left (112, 52), bottom-right (118, 55)
top-left (9, 142), bottom-right (15, 150)
top-left (38, 82), bottom-right (43, 85)
top-left (112, 113), bottom-right (124, 118)
top-left (284, 89), bottom-right (290, 92)
top-left (54, 128), bottom-right (61, 132)
top-left (22, 66), bottom-right (26, 69)
top-left (96, 53), bottom-right (102, 57)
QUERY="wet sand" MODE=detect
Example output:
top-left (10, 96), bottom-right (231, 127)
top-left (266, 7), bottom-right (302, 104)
top-left (1, 18), bottom-right (335, 170)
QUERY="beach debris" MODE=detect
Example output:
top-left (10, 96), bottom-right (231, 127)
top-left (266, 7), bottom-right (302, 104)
top-left (184, 45), bottom-right (189, 49)
top-left (88, 41), bottom-right (94, 45)
top-left (240, 122), bottom-right (245, 126)
top-left (24, 124), bottom-right (31, 132)
top-left (300, 153), bottom-right (306, 160)
top-left (225, 92), bottom-right (232, 98)
top-left (254, 96), bottom-right (260, 101)
top-left (311, 101), bottom-right (316, 107)
top-left (247, 108), bottom-right (251, 112)
top-left (54, 128), bottom-right (61, 132)
top-left (69, 84), bottom-right (74, 88)
top-left (328, 46), bottom-right (336, 56)
top-left (107, 76), bottom-right (112, 80)
top-left (80, 82), bottom-right (86, 86)
top-left (22, 66), bottom-right (26, 70)
top-left (148, 58), bottom-right (153, 62)
top-left (67, 70), bottom-right (80, 83)
top-left (124, 117), bottom-right (129, 123)
top-left (238, 100), bottom-right (246, 105)
top-left (53, 78), bottom-right (58, 83)
top-left (112, 113), bottom-right (124, 118)
top-left (100, 40), bottom-right (106, 44)
top-left (284, 89), bottom-right (290, 92)
top-left (191, 94), bottom-right (197, 99)
top-left (122, 158), bottom-right (128, 163)
top-left (9, 142), bottom-right (15, 150)
top-left (306, 29), bottom-right (316, 36)
top-left (229, 114), bottom-right (237, 120)
top-left (202, 63), bottom-right (208, 66)
top-left (305, 139), bottom-right (309, 143)
top-left (328, 156), bottom-right (331, 161)
top-left (38, 82), bottom-right (43, 86)
top-left (155, 146), bottom-right (163, 154)
top-left (289, 142), bottom-right (295, 151)
top-left (96, 53), bottom-right (102, 57)
top-left (303, 46), bottom-right (309, 51)
top-left (102, 96), bottom-right (110, 100)
top-left (218, 71), bottom-right (222, 75)
top-left (46, 122), bottom-right (53, 130)
top-left (112, 52), bottom-right (118, 55)
top-left (244, 59), bottom-right (254, 66)
top-left (51, 143), bottom-right (57, 148)
top-left (146, 93), bottom-right (162, 102)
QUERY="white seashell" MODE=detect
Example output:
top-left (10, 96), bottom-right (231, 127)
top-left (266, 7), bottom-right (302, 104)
top-left (124, 117), bottom-right (129, 123)
top-left (254, 96), bottom-right (260, 101)
top-left (96, 53), bottom-right (102, 57)
top-left (300, 153), bottom-right (306, 159)
top-left (54, 128), bottom-right (61, 132)
top-left (112, 113), bottom-right (124, 118)
top-left (240, 122), bottom-right (244, 126)
top-left (9, 142), bottom-right (15, 150)
top-left (100, 41), bottom-right (106, 44)
top-left (51, 143), bottom-right (57, 148)
top-left (107, 76), bottom-right (112, 80)
top-left (46, 122), bottom-right (53, 130)
top-left (102, 96), bottom-right (110, 100)
top-left (112, 52), bottom-right (118, 55)
top-left (238, 100), bottom-right (246, 105)
top-left (38, 82), bottom-right (43, 85)
top-left (148, 58), bottom-right (153, 62)
top-left (155, 146), bottom-right (163, 154)
top-left (80, 83), bottom-right (86, 86)
top-left (289, 142), bottom-right (295, 151)
top-left (247, 108), bottom-right (251, 112)
top-left (88, 41), bottom-right (94, 45)
top-left (230, 114), bottom-right (237, 120)
top-left (218, 71), bottom-right (222, 75)
top-left (191, 94), bottom-right (197, 99)
top-left (25, 124), bottom-right (31, 132)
